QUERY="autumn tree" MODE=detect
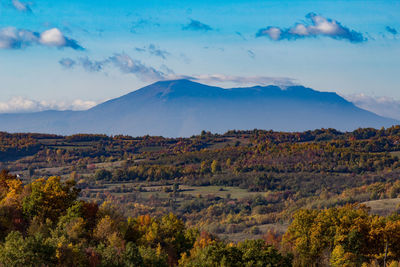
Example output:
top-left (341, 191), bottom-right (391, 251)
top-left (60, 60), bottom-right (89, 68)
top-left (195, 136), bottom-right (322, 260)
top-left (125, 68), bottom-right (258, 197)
top-left (22, 176), bottom-right (80, 222)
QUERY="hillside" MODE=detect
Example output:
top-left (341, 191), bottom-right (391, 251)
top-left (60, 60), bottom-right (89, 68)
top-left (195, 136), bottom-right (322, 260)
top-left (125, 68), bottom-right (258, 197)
top-left (2, 126), bottom-right (400, 236)
top-left (2, 127), bottom-right (400, 265)
top-left (0, 79), bottom-right (397, 136)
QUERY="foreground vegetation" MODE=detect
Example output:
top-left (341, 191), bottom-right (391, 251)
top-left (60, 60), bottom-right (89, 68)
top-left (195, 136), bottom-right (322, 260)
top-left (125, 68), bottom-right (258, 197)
top-left (2, 170), bottom-right (400, 266)
top-left (2, 127), bottom-right (400, 265)
top-left (0, 170), bottom-right (292, 266)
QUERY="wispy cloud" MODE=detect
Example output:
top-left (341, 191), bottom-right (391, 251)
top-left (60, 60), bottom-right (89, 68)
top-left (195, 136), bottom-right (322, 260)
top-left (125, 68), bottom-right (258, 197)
top-left (0, 27), bottom-right (84, 50)
top-left (344, 94), bottom-right (400, 120)
top-left (134, 44), bottom-right (170, 59)
top-left (108, 53), bottom-right (166, 81)
top-left (59, 53), bottom-right (296, 85)
top-left (130, 18), bottom-right (160, 33)
top-left (203, 46), bottom-right (224, 52)
top-left (179, 53), bottom-right (191, 64)
top-left (247, 50), bottom-right (255, 59)
top-left (79, 57), bottom-right (105, 72)
top-left (256, 13), bottom-right (365, 43)
top-left (148, 44), bottom-right (170, 59)
top-left (59, 58), bottom-right (76, 68)
top-left (386, 26), bottom-right (398, 35)
top-left (187, 74), bottom-right (296, 86)
top-left (11, 0), bottom-right (32, 13)
top-left (59, 56), bottom-right (103, 72)
top-left (0, 96), bottom-right (96, 113)
top-left (134, 47), bottom-right (146, 53)
top-left (182, 19), bottom-right (213, 31)
top-left (235, 31), bottom-right (247, 40)
top-left (59, 53), bottom-right (169, 82)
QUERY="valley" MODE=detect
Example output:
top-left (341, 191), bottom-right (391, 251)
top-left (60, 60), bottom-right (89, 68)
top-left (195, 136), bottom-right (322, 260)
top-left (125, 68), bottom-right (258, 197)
top-left (3, 127), bottom-right (400, 238)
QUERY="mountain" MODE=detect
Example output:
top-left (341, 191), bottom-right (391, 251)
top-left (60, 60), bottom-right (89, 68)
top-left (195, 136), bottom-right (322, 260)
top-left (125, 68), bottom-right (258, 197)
top-left (0, 79), bottom-right (397, 136)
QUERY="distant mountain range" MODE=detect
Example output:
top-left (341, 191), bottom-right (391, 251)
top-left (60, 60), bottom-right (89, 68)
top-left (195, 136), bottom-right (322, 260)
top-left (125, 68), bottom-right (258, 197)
top-left (0, 79), bottom-right (397, 136)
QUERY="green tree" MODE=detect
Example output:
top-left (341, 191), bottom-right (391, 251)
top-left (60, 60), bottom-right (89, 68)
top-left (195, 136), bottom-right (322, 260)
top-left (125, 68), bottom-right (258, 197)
top-left (0, 231), bottom-right (56, 266)
top-left (238, 239), bottom-right (292, 267)
top-left (22, 177), bottom-right (80, 222)
top-left (211, 160), bottom-right (220, 174)
top-left (94, 169), bottom-right (113, 181)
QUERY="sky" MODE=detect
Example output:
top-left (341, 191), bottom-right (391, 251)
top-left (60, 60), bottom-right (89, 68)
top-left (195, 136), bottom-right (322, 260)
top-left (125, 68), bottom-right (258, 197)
top-left (0, 0), bottom-right (400, 118)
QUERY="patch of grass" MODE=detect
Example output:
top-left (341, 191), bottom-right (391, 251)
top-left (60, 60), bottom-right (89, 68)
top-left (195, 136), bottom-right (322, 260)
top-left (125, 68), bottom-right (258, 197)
top-left (139, 146), bottom-right (163, 152)
top-left (390, 151), bottom-right (400, 158)
top-left (178, 185), bottom-right (262, 199)
top-left (218, 223), bottom-right (288, 243)
top-left (363, 198), bottom-right (400, 216)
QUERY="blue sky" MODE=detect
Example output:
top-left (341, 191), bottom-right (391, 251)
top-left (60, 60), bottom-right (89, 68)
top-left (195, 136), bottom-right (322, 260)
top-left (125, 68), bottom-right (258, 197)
top-left (0, 0), bottom-right (400, 118)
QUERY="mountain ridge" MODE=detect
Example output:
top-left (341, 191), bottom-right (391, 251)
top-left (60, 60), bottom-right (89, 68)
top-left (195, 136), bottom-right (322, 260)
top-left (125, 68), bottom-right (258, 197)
top-left (0, 79), bottom-right (397, 136)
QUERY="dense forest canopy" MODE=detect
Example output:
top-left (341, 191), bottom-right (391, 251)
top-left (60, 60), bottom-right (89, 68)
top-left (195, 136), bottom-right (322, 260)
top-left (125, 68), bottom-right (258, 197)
top-left (0, 170), bottom-right (400, 266)
top-left (2, 126), bottom-right (400, 265)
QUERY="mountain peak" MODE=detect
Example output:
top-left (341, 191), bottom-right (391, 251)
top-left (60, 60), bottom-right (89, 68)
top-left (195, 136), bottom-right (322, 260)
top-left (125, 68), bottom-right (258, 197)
top-left (0, 80), bottom-right (396, 137)
top-left (153, 79), bottom-right (197, 86)
top-left (135, 79), bottom-right (223, 98)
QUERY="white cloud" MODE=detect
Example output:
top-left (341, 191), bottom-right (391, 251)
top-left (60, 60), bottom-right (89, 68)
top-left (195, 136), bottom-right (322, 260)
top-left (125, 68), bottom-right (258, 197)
top-left (344, 94), bottom-right (400, 120)
top-left (39, 28), bottom-right (66, 47)
top-left (0, 27), bottom-right (37, 49)
top-left (256, 13), bottom-right (365, 43)
top-left (11, 0), bottom-right (32, 13)
top-left (0, 27), bottom-right (83, 50)
top-left (0, 97), bottom-right (97, 113)
top-left (261, 27), bottom-right (282, 40)
top-left (69, 99), bottom-right (98, 110)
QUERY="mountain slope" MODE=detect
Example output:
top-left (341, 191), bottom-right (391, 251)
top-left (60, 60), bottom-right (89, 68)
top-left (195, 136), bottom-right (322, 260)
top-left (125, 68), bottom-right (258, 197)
top-left (0, 79), bottom-right (397, 136)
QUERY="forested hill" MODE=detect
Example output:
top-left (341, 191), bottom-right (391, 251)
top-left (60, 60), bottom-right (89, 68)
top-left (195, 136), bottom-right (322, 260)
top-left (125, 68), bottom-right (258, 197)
top-left (0, 79), bottom-right (397, 136)
top-left (2, 126), bottom-right (400, 164)
top-left (2, 127), bottom-right (400, 265)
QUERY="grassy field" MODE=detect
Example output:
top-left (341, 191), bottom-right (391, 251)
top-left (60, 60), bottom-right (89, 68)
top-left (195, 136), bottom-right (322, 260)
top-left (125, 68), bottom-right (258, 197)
top-left (390, 151), bottom-right (400, 158)
top-left (218, 223), bottom-right (288, 243)
top-left (84, 183), bottom-right (264, 201)
top-left (362, 198), bottom-right (400, 216)
top-left (178, 185), bottom-right (262, 199)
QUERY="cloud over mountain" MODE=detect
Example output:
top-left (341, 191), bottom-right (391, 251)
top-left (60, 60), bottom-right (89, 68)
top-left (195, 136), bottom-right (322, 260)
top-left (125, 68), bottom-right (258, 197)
top-left (59, 53), bottom-right (297, 85)
top-left (0, 97), bottom-right (96, 113)
top-left (188, 74), bottom-right (296, 86)
top-left (256, 13), bottom-right (365, 43)
top-left (108, 53), bottom-right (166, 81)
top-left (59, 53), bottom-right (168, 82)
top-left (344, 94), bottom-right (400, 121)
top-left (0, 27), bottom-right (84, 50)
